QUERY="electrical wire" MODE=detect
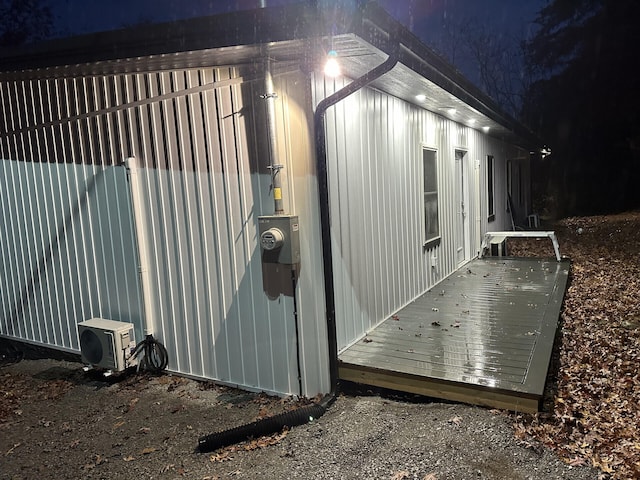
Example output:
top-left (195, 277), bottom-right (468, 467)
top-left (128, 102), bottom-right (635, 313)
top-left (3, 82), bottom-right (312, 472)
top-left (130, 334), bottom-right (169, 373)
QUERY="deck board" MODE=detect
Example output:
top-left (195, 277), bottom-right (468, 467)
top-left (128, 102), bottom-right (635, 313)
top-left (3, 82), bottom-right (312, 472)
top-left (338, 257), bottom-right (571, 413)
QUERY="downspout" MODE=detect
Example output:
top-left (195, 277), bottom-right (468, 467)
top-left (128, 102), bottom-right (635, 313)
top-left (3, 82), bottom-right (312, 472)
top-left (313, 43), bottom-right (400, 405)
top-left (197, 38), bottom-right (400, 455)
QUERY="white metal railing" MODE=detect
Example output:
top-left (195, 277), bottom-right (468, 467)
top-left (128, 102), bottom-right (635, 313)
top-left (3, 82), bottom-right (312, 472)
top-left (480, 231), bottom-right (562, 262)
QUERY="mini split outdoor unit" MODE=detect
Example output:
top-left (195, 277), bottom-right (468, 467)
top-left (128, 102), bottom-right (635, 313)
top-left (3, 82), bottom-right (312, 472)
top-left (77, 318), bottom-right (136, 371)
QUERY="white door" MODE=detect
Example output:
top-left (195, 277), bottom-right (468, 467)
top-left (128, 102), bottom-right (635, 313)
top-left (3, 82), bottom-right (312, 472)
top-left (455, 150), bottom-right (470, 266)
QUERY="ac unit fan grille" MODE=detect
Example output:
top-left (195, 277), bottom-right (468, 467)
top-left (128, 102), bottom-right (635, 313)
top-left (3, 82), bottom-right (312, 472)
top-left (80, 329), bottom-right (104, 365)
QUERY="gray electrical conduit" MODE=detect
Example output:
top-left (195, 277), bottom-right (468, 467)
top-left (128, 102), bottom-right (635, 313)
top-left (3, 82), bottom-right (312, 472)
top-left (197, 41), bottom-right (400, 454)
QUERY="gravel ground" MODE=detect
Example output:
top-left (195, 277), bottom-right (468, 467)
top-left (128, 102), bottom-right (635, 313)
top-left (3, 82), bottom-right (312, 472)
top-left (0, 355), bottom-right (599, 480)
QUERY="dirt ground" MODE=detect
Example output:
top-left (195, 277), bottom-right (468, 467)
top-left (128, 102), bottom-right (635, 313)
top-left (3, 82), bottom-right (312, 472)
top-left (1, 355), bottom-right (598, 480)
top-left (4, 212), bottom-right (640, 480)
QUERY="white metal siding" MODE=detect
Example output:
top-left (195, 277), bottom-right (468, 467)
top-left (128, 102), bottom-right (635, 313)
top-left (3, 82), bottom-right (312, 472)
top-left (0, 160), bottom-right (143, 350)
top-left (313, 74), bottom-right (529, 351)
top-left (0, 67), bottom-right (328, 397)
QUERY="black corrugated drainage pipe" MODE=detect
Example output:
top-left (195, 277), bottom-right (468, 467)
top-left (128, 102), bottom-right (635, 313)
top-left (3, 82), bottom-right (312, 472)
top-left (197, 40), bottom-right (400, 456)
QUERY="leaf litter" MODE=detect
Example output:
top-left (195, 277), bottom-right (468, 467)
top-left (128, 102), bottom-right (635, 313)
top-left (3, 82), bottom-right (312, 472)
top-left (507, 212), bottom-right (640, 480)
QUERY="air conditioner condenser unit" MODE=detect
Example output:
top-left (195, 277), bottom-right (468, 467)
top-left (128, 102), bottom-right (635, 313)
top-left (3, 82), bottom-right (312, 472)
top-left (78, 318), bottom-right (137, 371)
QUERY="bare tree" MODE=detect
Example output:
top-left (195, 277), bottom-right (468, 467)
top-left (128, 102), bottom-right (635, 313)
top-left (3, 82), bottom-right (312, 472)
top-left (431, 16), bottom-right (531, 118)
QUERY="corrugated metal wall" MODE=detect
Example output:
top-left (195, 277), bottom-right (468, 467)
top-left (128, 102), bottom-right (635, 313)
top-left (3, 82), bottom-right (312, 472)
top-left (0, 66), bottom-right (329, 397)
top-left (313, 74), bottom-right (528, 351)
top-left (0, 160), bottom-right (142, 350)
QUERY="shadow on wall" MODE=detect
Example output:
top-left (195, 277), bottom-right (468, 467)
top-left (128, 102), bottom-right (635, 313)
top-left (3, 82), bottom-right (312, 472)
top-left (0, 162), bottom-right (143, 348)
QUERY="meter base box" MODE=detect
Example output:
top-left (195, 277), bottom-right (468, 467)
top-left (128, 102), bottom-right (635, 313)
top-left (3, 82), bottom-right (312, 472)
top-left (258, 215), bottom-right (300, 265)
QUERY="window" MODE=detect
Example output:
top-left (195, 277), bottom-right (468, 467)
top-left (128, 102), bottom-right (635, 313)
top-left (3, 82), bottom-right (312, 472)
top-left (487, 155), bottom-right (495, 222)
top-left (423, 149), bottom-right (440, 247)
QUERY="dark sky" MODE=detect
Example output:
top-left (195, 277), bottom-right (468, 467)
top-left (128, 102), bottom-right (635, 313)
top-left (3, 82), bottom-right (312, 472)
top-left (47, 0), bottom-right (547, 43)
top-left (45, 0), bottom-right (547, 93)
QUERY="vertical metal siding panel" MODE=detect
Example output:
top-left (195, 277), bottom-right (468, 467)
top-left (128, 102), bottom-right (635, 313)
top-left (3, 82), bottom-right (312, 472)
top-left (277, 70), bottom-right (329, 395)
top-left (184, 69), bottom-right (208, 377)
top-left (142, 72), bottom-right (172, 346)
top-left (170, 71), bottom-right (197, 374)
top-left (33, 79), bottom-right (57, 343)
top-left (199, 68), bottom-right (225, 381)
top-left (13, 162), bottom-right (33, 339)
top-left (62, 79), bottom-right (89, 337)
top-left (0, 162), bottom-right (9, 330)
top-left (4, 161), bottom-right (22, 337)
top-left (102, 75), bottom-right (141, 327)
top-left (20, 80), bottom-right (45, 341)
top-left (363, 90), bottom-right (382, 327)
top-left (92, 76), bottom-right (119, 320)
top-left (217, 68), bottom-right (248, 386)
top-left (207, 68), bottom-right (235, 383)
top-left (347, 90), bottom-right (366, 335)
top-left (80, 78), bottom-right (104, 320)
top-left (255, 76), bottom-right (279, 390)
top-left (0, 161), bottom-right (18, 337)
top-left (153, 71), bottom-right (183, 370)
top-left (232, 75), bottom-right (262, 388)
top-left (346, 90), bottom-right (368, 335)
top-left (373, 91), bottom-right (389, 327)
top-left (360, 90), bottom-right (376, 328)
top-left (25, 163), bottom-right (45, 343)
top-left (333, 81), bottom-right (355, 345)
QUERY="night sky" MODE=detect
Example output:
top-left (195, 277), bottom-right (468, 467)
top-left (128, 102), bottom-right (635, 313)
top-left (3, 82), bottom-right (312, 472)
top-left (44, 0), bottom-right (548, 91)
top-left (47, 0), bottom-right (547, 44)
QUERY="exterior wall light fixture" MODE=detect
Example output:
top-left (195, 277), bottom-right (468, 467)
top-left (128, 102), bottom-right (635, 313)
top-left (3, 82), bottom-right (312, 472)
top-left (324, 50), bottom-right (340, 77)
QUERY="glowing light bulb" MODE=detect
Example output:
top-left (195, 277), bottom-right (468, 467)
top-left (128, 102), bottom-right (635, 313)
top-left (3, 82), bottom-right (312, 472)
top-left (324, 50), bottom-right (340, 77)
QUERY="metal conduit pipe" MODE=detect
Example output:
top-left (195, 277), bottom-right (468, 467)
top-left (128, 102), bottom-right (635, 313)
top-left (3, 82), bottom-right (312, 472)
top-left (264, 56), bottom-right (285, 215)
top-left (124, 156), bottom-right (154, 337)
top-left (197, 37), bottom-right (400, 455)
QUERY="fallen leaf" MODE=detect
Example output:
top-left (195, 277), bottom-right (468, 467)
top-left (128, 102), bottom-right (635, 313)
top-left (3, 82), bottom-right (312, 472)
top-left (568, 456), bottom-right (587, 467)
top-left (210, 451), bottom-right (233, 463)
top-left (423, 474), bottom-right (438, 480)
top-left (431, 321), bottom-right (441, 327)
top-left (391, 471), bottom-right (409, 480)
top-left (363, 337), bottom-right (373, 343)
top-left (123, 456), bottom-right (135, 462)
top-left (140, 447), bottom-right (158, 455)
top-left (126, 398), bottom-right (139, 413)
top-left (448, 416), bottom-right (463, 426)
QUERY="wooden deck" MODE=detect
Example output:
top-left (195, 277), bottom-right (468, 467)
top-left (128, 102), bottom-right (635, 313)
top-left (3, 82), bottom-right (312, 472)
top-left (338, 257), bottom-right (571, 413)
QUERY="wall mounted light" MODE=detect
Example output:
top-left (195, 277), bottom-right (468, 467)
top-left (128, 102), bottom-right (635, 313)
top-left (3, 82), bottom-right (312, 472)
top-left (482, 126), bottom-right (490, 133)
top-left (415, 94), bottom-right (426, 102)
top-left (541, 146), bottom-right (552, 159)
top-left (324, 50), bottom-right (340, 77)
top-left (447, 108), bottom-right (457, 115)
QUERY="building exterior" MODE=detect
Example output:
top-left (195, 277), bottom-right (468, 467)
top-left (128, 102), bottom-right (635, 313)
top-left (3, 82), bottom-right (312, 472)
top-left (0, 4), bottom-right (538, 397)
